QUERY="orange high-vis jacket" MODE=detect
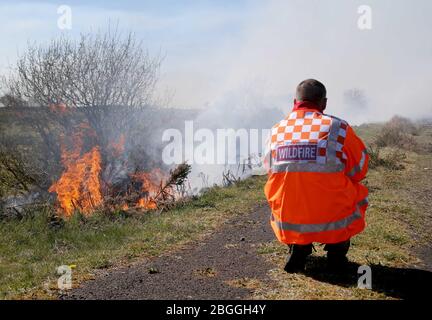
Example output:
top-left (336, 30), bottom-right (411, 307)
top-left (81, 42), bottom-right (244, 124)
top-left (263, 101), bottom-right (369, 245)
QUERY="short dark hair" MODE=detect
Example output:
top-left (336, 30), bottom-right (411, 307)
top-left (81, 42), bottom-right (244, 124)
top-left (296, 79), bottom-right (327, 104)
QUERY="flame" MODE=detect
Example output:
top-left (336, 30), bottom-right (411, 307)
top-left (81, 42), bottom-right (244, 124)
top-left (49, 147), bottom-right (103, 216)
top-left (49, 121), bottom-right (102, 216)
top-left (133, 168), bottom-right (164, 194)
top-left (49, 115), bottom-right (167, 215)
top-left (137, 198), bottom-right (157, 210)
top-left (132, 168), bottom-right (166, 210)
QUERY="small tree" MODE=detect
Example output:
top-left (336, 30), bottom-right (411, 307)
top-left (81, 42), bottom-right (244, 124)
top-left (5, 27), bottom-right (161, 108)
top-left (4, 25), bottom-right (163, 154)
top-left (2, 26), bottom-right (164, 202)
top-left (375, 116), bottom-right (418, 151)
top-left (343, 88), bottom-right (368, 110)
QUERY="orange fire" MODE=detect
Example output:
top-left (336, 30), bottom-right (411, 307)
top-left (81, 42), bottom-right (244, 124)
top-left (49, 146), bottom-right (103, 216)
top-left (137, 198), bottom-right (157, 210)
top-left (49, 120), bottom-right (102, 216)
top-left (49, 111), bottom-right (167, 215)
top-left (132, 168), bottom-right (166, 210)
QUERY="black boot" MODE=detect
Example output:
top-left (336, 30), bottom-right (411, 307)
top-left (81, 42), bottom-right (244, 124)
top-left (284, 244), bottom-right (313, 273)
top-left (324, 240), bottom-right (350, 271)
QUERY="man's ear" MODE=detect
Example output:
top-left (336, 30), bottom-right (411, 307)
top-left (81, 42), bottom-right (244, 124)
top-left (321, 98), bottom-right (327, 111)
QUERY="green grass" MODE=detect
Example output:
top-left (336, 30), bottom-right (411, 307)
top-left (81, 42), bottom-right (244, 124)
top-left (1, 121), bottom-right (431, 300)
top-left (0, 177), bottom-right (266, 299)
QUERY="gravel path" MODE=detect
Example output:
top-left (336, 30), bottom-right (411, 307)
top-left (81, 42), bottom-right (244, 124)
top-left (63, 205), bottom-right (276, 300)
top-left (62, 175), bottom-right (432, 300)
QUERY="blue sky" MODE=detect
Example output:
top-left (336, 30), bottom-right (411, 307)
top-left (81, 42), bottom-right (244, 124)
top-left (0, 1), bottom-right (255, 106)
top-left (0, 0), bottom-right (431, 123)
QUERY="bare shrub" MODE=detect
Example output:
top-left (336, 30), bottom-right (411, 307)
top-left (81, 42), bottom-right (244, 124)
top-left (367, 145), bottom-right (405, 170)
top-left (2, 24), bottom-right (163, 174)
top-left (375, 116), bottom-right (418, 151)
top-left (4, 25), bottom-right (161, 108)
top-left (386, 115), bottom-right (418, 135)
top-left (0, 144), bottom-right (47, 197)
top-left (0, 143), bottom-right (53, 219)
top-left (222, 170), bottom-right (241, 187)
top-left (343, 88), bottom-right (368, 110)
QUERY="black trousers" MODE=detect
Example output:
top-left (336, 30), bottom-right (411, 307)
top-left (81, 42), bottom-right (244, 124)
top-left (323, 240), bottom-right (351, 257)
top-left (290, 239), bottom-right (351, 257)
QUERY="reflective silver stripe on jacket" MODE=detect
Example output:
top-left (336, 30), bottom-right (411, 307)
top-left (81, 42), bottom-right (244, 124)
top-left (271, 162), bottom-right (344, 173)
top-left (347, 149), bottom-right (368, 177)
top-left (326, 117), bottom-right (341, 164)
top-left (357, 197), bottom-right (369, 207)
top-left (271, 198), bottom-right (368, 233)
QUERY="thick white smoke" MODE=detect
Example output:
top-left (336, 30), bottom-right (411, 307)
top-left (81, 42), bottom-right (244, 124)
top-left (1, 0), bottom-right (431, 192)
top-left (1, 1), bottom-right (431, 123)
top-left (159, 0), bottom-right (432, 124)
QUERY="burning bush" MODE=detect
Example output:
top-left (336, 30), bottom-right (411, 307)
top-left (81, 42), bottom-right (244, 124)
top-left (0, 102), bottom-right (197, 219)
top-left (44, 111), bottom-right (192, 216)
top-left (0, 26), bottom-right (195, 218)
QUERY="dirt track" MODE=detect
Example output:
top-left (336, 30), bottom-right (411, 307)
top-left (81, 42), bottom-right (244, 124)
top-left (62, 188), bottom-right (432, 300)
top-left (63, 205), bottom-right (276, 300)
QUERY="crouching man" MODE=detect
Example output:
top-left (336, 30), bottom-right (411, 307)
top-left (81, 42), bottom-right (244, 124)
top-left (264, 79), bottom-right (369, 272)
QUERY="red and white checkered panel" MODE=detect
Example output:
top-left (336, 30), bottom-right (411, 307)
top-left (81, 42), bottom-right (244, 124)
top-left (336, 121), bottom-right (348, 162)
top-left (270, 111), bottom-right (348, 164)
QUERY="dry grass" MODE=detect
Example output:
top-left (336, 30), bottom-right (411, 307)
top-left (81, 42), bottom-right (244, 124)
top-left (250, 129), bottom-right (432, 300)
top-left (367, 145), bottom-right (406, 170)
top-left (225, 277), bottom-right (265, 290)
top-left (1, 120), bottom-right (430, 300)
top-left (194, 267), bottom-right (217, 278)
top-left (0, 177), bottom-right (266, 299)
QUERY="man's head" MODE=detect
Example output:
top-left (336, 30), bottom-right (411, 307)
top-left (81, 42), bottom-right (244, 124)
top-left (295, 79), bottom-right (327, 111)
